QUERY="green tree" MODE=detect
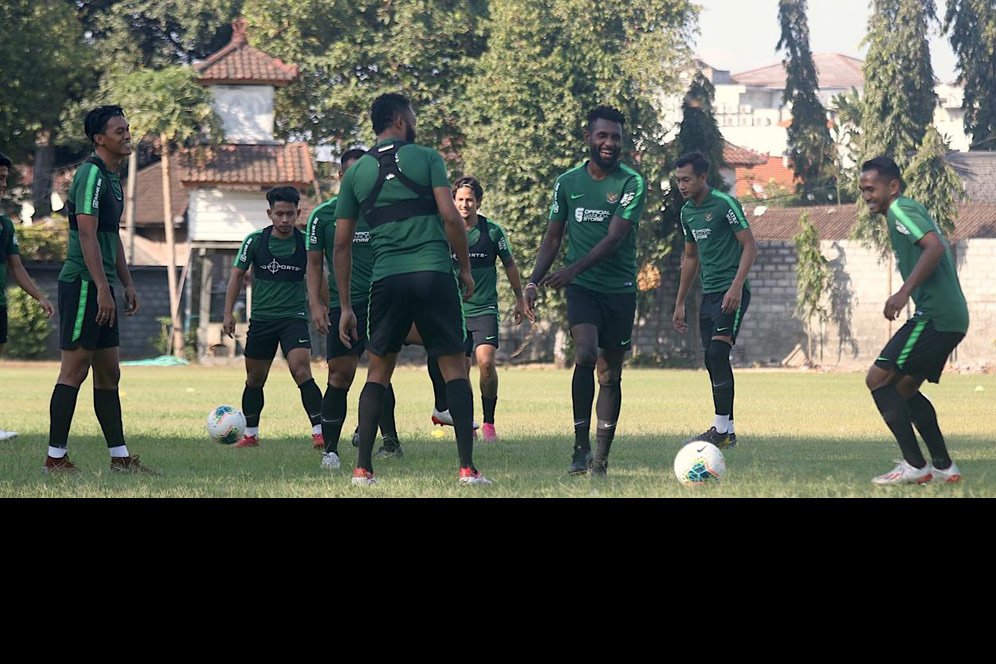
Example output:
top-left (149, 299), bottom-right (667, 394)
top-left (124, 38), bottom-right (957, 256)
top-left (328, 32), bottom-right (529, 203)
top-left (777, 0), bottom-right (835, 202)
top-left (109, 66), bottom-right (222, 356)
top-left (4, 287), bottom-right (52, 359)
top-left (945, 0), bottom-right (996, 151)
top-left (794, 212), bottom-right (831, 363)
top-left (829, 88), bottom-right (862, 204)
top-left (903, 126), bottom-right (963, 238)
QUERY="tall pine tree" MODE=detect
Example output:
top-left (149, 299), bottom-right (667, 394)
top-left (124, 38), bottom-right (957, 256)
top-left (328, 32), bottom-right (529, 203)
top-left (777, 0), bottom-right (834, 203)
top-left (903, 126), bottom-right (962, 238)
top-left (945, 0), bottom-right (996, 151)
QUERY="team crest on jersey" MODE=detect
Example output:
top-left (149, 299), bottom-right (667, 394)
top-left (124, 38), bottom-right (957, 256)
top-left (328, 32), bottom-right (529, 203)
top-left (704, 213), bottom-right (713, 222)
top-left (606, 191), bottom-right (619, 204)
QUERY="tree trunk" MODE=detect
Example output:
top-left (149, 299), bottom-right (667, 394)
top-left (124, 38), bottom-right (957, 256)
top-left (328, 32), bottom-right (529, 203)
top-left (125, 150), bottom-right (137, 263)
top-left (32, 130), bottom-right (55, 219)
top-left (160, 137), bottom-right (184, 357)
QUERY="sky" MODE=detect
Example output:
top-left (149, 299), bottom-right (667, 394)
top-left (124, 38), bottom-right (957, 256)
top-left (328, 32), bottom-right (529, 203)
top-left (694, 0), bottom-right (959, 83)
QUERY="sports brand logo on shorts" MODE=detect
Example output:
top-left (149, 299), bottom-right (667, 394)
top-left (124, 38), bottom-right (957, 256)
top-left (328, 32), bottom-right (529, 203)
top-left (606, 191), bottom-right (619, 204)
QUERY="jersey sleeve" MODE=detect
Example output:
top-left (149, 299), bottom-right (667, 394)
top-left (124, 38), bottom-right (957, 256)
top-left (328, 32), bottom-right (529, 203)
top-left (491, 222), bottom-right (513, 261)
top-left (679, 205), bottom-right (695, 244)
top-left (234, 232), bottom-right (258, 270)
top-left (306, 201), bottom-right (332, 252)
top-left (615, 172), bottom-right (646, 224)
top-left (334, 167), bottom-right (360, 221)
top-left (427, 150), bottom-right (450, 189)
top-left (74, 163), bottom-right (103, 216)
top-left (3, 218), bottom-right (19, 256)
top-left (722, 194), bottom-right (750, 231)
top-left (548, 176), bottom-right (568, 223)
top-left (891, 199), bottom-right (933, 243)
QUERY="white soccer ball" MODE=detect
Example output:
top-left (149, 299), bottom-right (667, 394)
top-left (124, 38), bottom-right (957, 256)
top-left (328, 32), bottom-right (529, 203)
top-left (207, 405), bottom-right (247, 445)
top-left (674, 441), bottom-right (727, 486)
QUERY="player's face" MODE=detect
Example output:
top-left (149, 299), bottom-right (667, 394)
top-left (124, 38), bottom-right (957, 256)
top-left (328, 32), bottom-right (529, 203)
top-left (675, 164), bottom-right (707, 200)
top-left (96, 115), bottom-right (132, 158)
top-left (0, 165), bottom-right (8, 198)
top-left (268, 200), bottom-right (299, 235)
top-left (859, 170), bottom-right (899, 215)
top-left (586, 119), bottom-right (622, 170)
top-left (453, 186), bottom-right (479, 221)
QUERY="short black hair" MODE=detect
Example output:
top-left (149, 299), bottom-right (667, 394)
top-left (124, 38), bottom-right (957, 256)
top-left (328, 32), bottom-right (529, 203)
top-left (861, 156), bottom-right (903, 185)
top-left (371, 93), bottom-right (411, 135)
top-left (675, 151), bottom-right (710, 176)
top-left (453, 176), bottom-right (484, 203)
top-left (266, 185), bottom-right (300, 207)
top-left (341, 148), bottom-right (366, 168)
top-left (0, 151), bottom-right (12, 169)
top-left (84, 105), bottom-right (126, 143)
top-left (586, 105), bottom-right (626, 131)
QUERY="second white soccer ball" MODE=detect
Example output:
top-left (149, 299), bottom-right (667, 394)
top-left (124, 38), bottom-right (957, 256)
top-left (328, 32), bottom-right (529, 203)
top-left (207, 405), bottom-right (247, 445)
top-left (674, 441), bottom-right (726, 486)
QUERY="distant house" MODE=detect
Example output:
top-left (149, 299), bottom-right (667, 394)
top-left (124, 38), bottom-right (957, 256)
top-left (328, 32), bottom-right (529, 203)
top-left (721, 140), bottom-right (796, 199)
top-left (945, 152), bottom-right (996, 203)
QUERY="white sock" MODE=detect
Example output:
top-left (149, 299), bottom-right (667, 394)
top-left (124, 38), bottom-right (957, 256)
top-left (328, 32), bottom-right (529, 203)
top-left (713, 414), bottom-right (731, 433)
top-left (246, 426), bottom-right (259, 437)
top-left (109, 445), bottom-right (130, 458)
top-left (728, 419), bottom-right (735, 434)
top-left (48, 446), bottom-right (67, 459)
top-left (312, 424), bottom-right (322, 435)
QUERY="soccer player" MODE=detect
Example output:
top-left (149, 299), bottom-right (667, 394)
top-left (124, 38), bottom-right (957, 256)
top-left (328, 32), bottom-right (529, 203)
top-left (672, 151), bottom-right (757, 449)
top-left (223, 185), bottom-right (324, 450)
top-left (335, 92), bottom-right (489, 486)
top-left (44, 105), bottom-right (156, 474)
top-left (1, 151), bottom-right (55, 441)
top-left (307, 149), bottom-right (402, 469)
top-left (426, 176), bottom-right (528, 442)
top-left (524, 105), bottom-right (646, 477)
top-left (859, 156), bottom-right (969, 485)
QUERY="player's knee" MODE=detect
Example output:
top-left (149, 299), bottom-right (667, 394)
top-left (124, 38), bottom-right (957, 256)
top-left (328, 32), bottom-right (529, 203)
top-left (575, 346), bottom-right (598, 368)
top-left (598, 370), bottom-right (621, 388)
top-left (865, 367), bottom-right (893, 392)
top-left (707, 339), bottom-right (731, 366)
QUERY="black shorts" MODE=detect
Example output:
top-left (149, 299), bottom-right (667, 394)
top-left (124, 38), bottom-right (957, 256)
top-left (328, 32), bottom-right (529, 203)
top-left (465, 314), bottom-right (499, 355)
top-left (367, 271), bottom-right (466, 357)
top-left (58, 279), bottom-right (120, 351)
top-left (0, 306), bottom-right (7, 344)
top-left (327, 303), bottom-right (369, 360)
top-left (875, 318), bottom-right (964, 384)
top-left (244, 318), bottom-right (312, 360)
top-left (566, 284), bottom-right (637, 350)
top-left (699, 288), bottom-right (751, 348)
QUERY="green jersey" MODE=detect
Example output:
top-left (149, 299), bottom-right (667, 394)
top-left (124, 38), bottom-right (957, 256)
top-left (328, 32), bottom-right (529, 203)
top-left (305, 195), bottom-right (374, 308)
top-left (680, 189), bottom-right (751, 294)
top-left (60, 154), bottom-right (122, 284)
top-left (887, 196), bottom-right (969, 334)
top-left (0, 215), bottom-right (20, 307)
top-left (453, 215), bottom-right (513, 318)
top-left (335, 140), bottom-right (452, 282)
top-left (234, 227), bottom-right (309, 322)
top-left (548, 161), bottom-right (645, 293)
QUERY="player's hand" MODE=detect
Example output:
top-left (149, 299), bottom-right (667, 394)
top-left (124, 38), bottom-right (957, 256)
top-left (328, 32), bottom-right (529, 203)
top-left (339, 307), bottom-right (358, 348)
top-left (524, 284), bottom-right (539, 320)
top-left (96, 286), bottom-right (116, 328)
top-left (721, 284), bottom-right (742, 314)
top-left (540, 267), bottom-right (575, 290)
top-left (672, 302), bottom-right (688, 334)
top-left (458, 267), bottom-right (475, 301)
top-left (123, 286), bottom-right (140, 316)
top-left (223, 313), bottom-right (236, 339)
top-left (884, 289), bottom-right (910, 321)
top-left (38, 297), bottom-right (55, 319)
top-left (311, 302), bottom-right (329, 335)
top-left (512, 297), bottom-right (528, 325)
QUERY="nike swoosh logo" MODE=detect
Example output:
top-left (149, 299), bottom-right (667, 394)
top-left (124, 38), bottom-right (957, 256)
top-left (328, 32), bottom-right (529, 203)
top-left (570, 193), bottom-right (585, 199)
top-left (716, 328), bottom-right (730, 333)
top-left (696, 446), bottom-right (706, 453)
top-left (621, 339), bottom-right (631, 346)
top-left (486, 335), bottom-right (497, 340)
top-left (298, 339), bottom-right (310, 343)
top-left (574, 420), bottom-right (587, 427)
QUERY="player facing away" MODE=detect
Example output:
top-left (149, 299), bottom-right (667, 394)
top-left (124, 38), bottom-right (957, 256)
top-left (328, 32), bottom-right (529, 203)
top-left (44, 106), bottom-right (157, 474)
top-left (335, 92), bottom-right (489, 486)
top-left (672, 151), bottom-right (757, 449)
top-left (223, 186), bottom-right (325, 450)
top-left (859, 157), bottom-right (969, 485)
top-left (425, 176), bottom-right (529, 442)
top-left (1, 151), bottom-right (55, 442)
top-left (307, 149), bottom-right (402, 470)
top-left (525, 105), bottom-right (646, 477)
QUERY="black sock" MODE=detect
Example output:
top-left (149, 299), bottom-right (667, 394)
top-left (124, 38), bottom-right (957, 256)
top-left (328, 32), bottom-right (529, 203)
top-left (242, 385), bottom-right (264, 428)
top-left (380, 383), bottom-right (398, 440)
top-left (908, 392), bottom-right (951, 469)
top-left (298, 378), bottom-right (323, 428)
top-left (93, 388), bottom-right (125, 448)
top-left (356, 382), bottom-right (387, 473)
top-left (427, 356), bottom-right (448, 412)
top-left (572, 364), bottom-right (595, 452)
top-left (321, 385), bottom-right (348, 454)
top-left (482, 396), bottom-right (497, 424)
top-left (446, 378), bottom-right (475, 468)
top-left (48, 383), bottom-right (80, 449)
top-left (708, 340), bottom-right (734, 421)
top-left (872, 385), bottom-right (926, 468)
top-left (595, 378), bottom-right (622, 461)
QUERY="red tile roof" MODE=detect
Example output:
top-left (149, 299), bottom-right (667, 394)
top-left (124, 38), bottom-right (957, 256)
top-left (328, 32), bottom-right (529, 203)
top-left (723, 141), bottom-right (768, 167)
top-left (735, 156), bottom-right (798, 197)
top-left (746, 203), bottom-right (996, 242)
top-left (732, 53), bottom-right (865, 91)
top-left (194, 18), bottom-right (298, 86)
top-left (178, 143), bottom-right (315, 188)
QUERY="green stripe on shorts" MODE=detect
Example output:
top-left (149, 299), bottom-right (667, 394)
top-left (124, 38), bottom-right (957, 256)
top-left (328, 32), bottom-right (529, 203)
top-left (897, 320), bottom-right (927, 369)
top-left (733, 302), bottom-right (743, 335)
top-left (72, 280), bottom-right (89, 342)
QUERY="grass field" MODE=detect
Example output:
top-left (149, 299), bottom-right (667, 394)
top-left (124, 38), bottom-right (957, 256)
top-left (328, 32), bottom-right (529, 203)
top-left (1, 361), bottom-right (993, 497)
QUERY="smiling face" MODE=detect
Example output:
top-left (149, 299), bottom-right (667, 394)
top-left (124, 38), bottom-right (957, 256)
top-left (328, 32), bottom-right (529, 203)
top-left (94, 115), bottom-right (132, 159)
top-left (859, 168), bottom-right (900, 215)
top-left (454, 185), bottom-right (479, 222)
top-left (585, 118), bottom-right (622, 171)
